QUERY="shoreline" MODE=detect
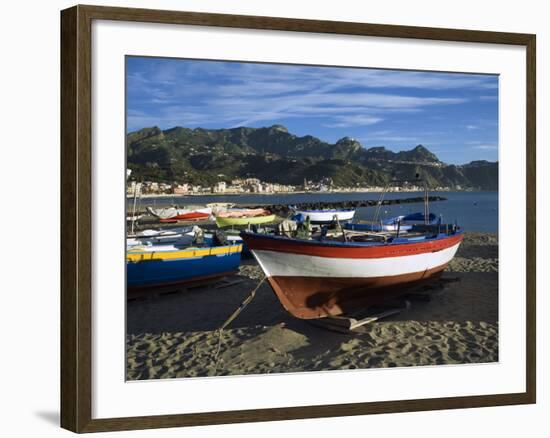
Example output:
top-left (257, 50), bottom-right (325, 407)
top-left (129, 189), bottom-right (498, 199)
top-left (129, 195), bottom-right (449, 217)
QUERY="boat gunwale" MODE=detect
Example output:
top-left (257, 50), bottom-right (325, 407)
top-left (241, 228), bottom-right (464, 249)
top-left (126, 243), bottom-right (243, 261)
top-left (215, 214), bottom-right (277, 225)
top-left (293, 208), bottom-right (356, 213)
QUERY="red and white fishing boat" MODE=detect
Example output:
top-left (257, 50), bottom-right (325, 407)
top-left (241, 225), bottom-right (463, 319)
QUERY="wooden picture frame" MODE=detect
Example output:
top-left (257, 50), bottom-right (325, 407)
top-left (61, 4), bottom-right (536, 433)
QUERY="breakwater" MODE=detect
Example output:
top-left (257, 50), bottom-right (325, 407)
top-left (241, 195), bottom-right (447, 216)
top-left (132, 195), bottom-right (446, 216)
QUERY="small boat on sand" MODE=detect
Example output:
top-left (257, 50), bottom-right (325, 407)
top-left (127, 229), bottom-right (242, 293)
top-left (128, 226), bottom-right (244, 248)
top-left (128, 226), bottom-right (196, 246)
top-left (345, 212), bottom-right (439, 232)
top-left (146, 206), bottom-right (212, 221)
top-left (215, 208), bottom-right (276, 227)
top-left (291, 207), bottom-right (355, 224)
top-left (241, 222), bottom-right (463, 319)
top-left (207, 202), bottom-right (236, 215)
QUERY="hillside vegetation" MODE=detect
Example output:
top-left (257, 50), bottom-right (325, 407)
top-left (127, 125), bottom-right (498, 190)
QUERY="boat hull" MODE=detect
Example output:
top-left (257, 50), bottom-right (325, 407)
top-left (266, 266), bottom-right (446, 319)
top-left (242, 232), bottom-right (462, 319)
top-left (147, 206), bottom-right (212, 220)
top-left (294, 209), bottom-right (355, 224)
top-left (159, 211), bottom-right (211, 222)
top-left (127, 244), bottom-right (242, 293)
top-left (215, 214), bottom-right (276, 228)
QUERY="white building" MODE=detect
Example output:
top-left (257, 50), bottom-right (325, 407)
top-left (213, 181), bottom-right (227, 193)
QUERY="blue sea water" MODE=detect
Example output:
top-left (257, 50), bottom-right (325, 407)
top-left (131, 191), bottom-right (498, 233)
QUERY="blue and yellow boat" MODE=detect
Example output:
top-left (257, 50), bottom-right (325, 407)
top-left (127, 238), bottom-right (243, 293)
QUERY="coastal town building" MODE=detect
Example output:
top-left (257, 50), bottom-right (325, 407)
top-left (213, 181), bottom-right (227, 193)
top-left (125, 177), bottom-right (450, 196)
top-left (172, 183), bottom-right (189, 195)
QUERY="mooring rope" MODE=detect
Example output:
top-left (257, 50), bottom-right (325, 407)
top-left (212, 275), bottom-right (266, 375)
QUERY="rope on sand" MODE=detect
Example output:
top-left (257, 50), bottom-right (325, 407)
top-left (212, 276), bottom-right (266, 375)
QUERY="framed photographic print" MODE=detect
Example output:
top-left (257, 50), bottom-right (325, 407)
top-left (60, 4), bottom-right (536, 433)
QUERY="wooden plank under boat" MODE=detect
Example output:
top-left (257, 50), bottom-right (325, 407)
top-left (241, 227), bottom-right (463, 319)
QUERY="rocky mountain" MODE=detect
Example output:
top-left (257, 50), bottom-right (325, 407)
top-left (126, 125), bottom-right (498, 190)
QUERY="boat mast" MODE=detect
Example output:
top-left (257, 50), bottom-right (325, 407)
top-left (130, 180), bottom-right (140, 235)
top-left (424, 179), bottom-right (430, 225)
top-left (373, 176), bottom-right (430, 226)
top-left (372, 183), bottom-right (390, 224)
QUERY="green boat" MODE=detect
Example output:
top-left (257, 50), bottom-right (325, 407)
top-left (215, 213), bottom-right (276, 228)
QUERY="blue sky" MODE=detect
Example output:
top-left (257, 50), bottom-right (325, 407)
top-left (126, 56), bottom-right (498, 165)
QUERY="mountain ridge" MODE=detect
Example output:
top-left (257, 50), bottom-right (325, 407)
top-left (126, 124), bottom-right (498, 190)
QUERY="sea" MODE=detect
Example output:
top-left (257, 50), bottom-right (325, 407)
top-left (129, 191), bottom-right (498, 233)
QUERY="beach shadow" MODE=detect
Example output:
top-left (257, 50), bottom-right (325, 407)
top-left (127, 269), bottom-right (498, 337)
top-left (127, 279), bottom-right (288, 335)
top-left (34, 410), bottom-right (59, 427)
top-left (268, 272), bottom-right (498, 359)
top-left (384, 272), bottom-right (498, 324)
top-left (283, 316), bottom-right (354, 338)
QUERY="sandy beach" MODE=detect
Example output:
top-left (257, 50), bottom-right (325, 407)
top-left (126, 232), bottom-right (498, 380)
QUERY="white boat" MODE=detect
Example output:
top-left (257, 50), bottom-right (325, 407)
top-left (128, 226), bottom-right (195, 246)
top-left (127, 226), bottom-right (243, 247)
top-left (291, 208), bottom-right (356, 224)
top-left (345, 212), bottom-right (440, 232)
top-left (206, 202), bottom-right (236, 215)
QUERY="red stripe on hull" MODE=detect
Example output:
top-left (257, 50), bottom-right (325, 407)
top-left (267, 263), bottom-right (449, 319)
top-left (243, 233), bottom-right (463, 259)
top-left (173, 212), bottom-right (210, 220)
top-left (159, 213), bottom-right (210, 223)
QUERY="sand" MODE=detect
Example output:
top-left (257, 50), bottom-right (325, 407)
top-left (126, 232), bottom-right (498, 380)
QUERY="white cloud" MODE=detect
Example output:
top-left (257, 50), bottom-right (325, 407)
top-left (316, 69), bottom-right (497, 92)
top-left (472, 144), bottom-right (498, 150)
top-left (324, 115), bottom-right (383, 128)
top-left (126, 59), bottom-right (497, 131)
